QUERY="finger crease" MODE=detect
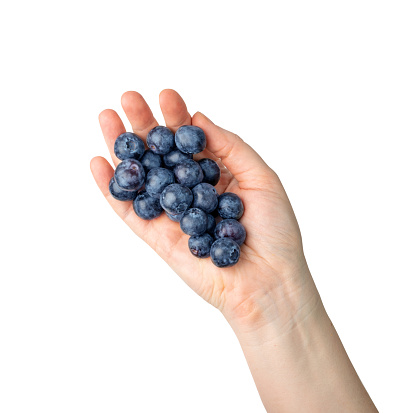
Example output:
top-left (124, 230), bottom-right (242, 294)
top-left (133, 118), bottom-right (157, 133)
top-left (169, 114), bottom-right (191, 129)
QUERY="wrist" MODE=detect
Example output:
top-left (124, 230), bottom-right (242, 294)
top-left (223, 263), bottom-right (322, 341)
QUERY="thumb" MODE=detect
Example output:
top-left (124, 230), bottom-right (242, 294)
top-left (192, 111), bottom-right (272, 187)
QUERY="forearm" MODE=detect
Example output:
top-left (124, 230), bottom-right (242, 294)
top-left (225, 270), bottom-right (378, 413)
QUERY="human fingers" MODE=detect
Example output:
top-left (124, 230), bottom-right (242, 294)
top-left (192, 112), bottom-right (272, 189)
top-left (159, 89), bottom-right (192, 132)
top-left (98, 109), bottom-right (126, 167)
top-left (121, 91), bottom-right (158, 139)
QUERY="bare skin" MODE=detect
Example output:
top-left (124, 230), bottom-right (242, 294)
top-left (90, 89), bottom-right (378, 412)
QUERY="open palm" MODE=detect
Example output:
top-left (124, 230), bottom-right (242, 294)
top-left (91, 90), bottom-right (312, 323)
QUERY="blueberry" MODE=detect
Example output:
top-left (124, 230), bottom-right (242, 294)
top-left (188, 233), bottom-right (213, 258)
top-left (109, 177), bottom-right (138, 201)
top-left (163, 149), bottom-right (192, 168)
top-left (133, 190), bottom-right (163, 220)
top-left (174, 159), bottom-right (203, 188)
top-left (140, 149), bottom-right (162, 173)
top-left (146, 126), bottom-right (175, 155)
top-left (160, 184), bottom-right (193, 215)
top-left (114, 158), bottom-right (145, 191)
top-left (180, 208), bottom-right (208, 236)
top-left (114, 132), bottom-right (145, 161)
top-left (210, 238), bottom-right (240, 268)
top-left (214, 219), bottom-right (246, 246)
top-left (145, 167), bottom-right (175, 198)
top-left (192, 183), bottom-right (218, 213)
top-left (198, 158), bottom-right (221, 186)
top-left (166, 211), bottom-right (185, 222)
top-left (175, 125), bottom-right (206, 154)
top-left (206, 214), bottom-right (216, 235)
top-left (217, 192), bottom-right (244, 220)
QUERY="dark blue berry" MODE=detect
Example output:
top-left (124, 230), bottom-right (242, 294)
top-left (188, 233), bottom-right (213, 258)
top-left (175, 125), bottom-right (206, 154)
top-left (206, 214), bottom-right (216, 235)
top-left (146, 126), bottom-right (175, 155)
top-left (174, 159), bottom-right (203, 188)
top-left (114, 158), bottom-right (145, 191)
top-left (192, 183), bottom-right (218, 213)
top-left (180, 208), bottom-right (208, 236)
top-left (210, 238), bottom-right (240, 268)
top-left (214, 219), bottom-right (246, 246)
top-left (133, 191), bottom-right (163, 220)
top-left (160, 184), bottom-right (193, 215)
top-left (163, 149), bottom-right (192, 168)
top-left (140, 149), bottom-right (162, 172)
top-left (217, 192), bottom-right (244, 220)
top-left (114, 132), bottom-right (145, 161)
top-left (198, 158), bottom-right (221, 186)
top-left (109, 177), bottom-right (138, 201)
top-left (145, 167), bottom-right (175, 198)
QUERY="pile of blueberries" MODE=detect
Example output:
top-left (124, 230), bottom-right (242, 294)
top-left (109, 125), bottom-right (245, 268)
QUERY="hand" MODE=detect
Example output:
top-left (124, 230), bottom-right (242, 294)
top-left (91, 90), bottom-right (378, 412)
top-left (90, 89), bottom-right (319, 330)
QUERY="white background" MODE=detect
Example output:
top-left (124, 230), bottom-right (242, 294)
top-left (1, 1), bottom-right (415, 412)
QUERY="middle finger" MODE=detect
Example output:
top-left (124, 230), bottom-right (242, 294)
top-left (121, 91), bottom-right (159, 140)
